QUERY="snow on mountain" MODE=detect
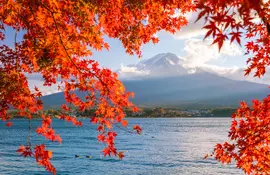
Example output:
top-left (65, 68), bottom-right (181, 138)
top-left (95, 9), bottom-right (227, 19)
top-left (118, 53), bottom-right (202, 79)
top-left (118, 52), bottom-right (270, 85)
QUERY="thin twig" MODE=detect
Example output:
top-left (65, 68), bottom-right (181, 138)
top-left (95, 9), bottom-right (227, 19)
top-left (27, 118), bottom-right (32, 147)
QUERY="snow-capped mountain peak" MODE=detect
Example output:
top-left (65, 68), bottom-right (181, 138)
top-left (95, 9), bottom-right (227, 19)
top-left (118, 53), bottom-right (192, 78)
top-left (140, 52), bottom-right (184, 66)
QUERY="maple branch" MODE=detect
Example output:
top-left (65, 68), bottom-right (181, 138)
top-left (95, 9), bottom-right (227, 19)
top-left (14, 30), bottom-right (17, 46)
top-left (42, 4), bottom-right (105, 84)
top-left (262, 18), bottom-right (270, 35)
top-left (252, 6), bottom-right (270, 35)
top-left (14, 30), bottom-right (20, 70)
top-left (50, 14), bottom-right (80, 70)
top-left (49, 12), bottom-right (111, 103)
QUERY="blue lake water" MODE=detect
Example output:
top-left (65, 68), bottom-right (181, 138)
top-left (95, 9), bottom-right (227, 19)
top-left (0, 118), bottom-right (243, 175)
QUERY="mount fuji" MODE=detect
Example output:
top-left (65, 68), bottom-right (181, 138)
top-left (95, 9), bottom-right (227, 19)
top-left (41, 53), bottom-right (269, 108)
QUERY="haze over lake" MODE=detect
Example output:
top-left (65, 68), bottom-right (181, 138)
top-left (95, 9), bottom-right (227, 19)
top-left (0, 118), bottom-right (242, 175)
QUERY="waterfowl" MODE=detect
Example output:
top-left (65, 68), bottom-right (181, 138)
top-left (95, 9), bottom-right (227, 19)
top-left (86, 156), bottom-right (92, 158)
top-left (75, 155), bottom-right (80, 158)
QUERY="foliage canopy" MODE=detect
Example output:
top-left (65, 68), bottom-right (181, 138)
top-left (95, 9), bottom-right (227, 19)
top-left (0, 0), bottom-right (269, 174)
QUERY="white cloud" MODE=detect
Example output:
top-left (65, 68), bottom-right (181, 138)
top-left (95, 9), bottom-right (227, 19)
top-left (182, 38), bottom-right (242, 68)
top-left (173, 12), bottom-right (207, 40)
top-left (119, 64), bottom-right (147, 74)
top-left (199, 64), bottom-right (240, 75)
top-left (27, 74), bottom-right (61, 95)
top-left (180, 38), bottom-right (270, 84)
top-left (118, 64), bottom-right (149, 79)
top-left (197, 64), bottom-right (270, 84)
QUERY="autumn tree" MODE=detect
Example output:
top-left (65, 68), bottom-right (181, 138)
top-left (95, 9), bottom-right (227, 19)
top-left (0, 0), bottom-right (269, 174)
top-left (0, 0), bottom-right (194, 174)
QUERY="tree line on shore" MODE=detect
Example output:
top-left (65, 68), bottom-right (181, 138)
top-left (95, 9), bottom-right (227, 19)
top-left (8, 107), bottom-right (237, 118)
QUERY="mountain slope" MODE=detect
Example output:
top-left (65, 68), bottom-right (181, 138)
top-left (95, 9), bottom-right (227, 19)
top-left (42, 72), bottom-right (269, 108)
top-left (122, 73), bottom-right (269, 106)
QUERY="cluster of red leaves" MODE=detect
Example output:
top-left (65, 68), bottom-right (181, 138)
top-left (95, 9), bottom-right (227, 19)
top-left (0, 0), bottom-right (195, 173)
top-left (17, 144), bottom-right (55, 174)
top-left (17, 145), bottom-right (33, 158)
top-left (133, 125), bottom-right (143, 135)
top-left (209, 97), bottom-right (270, 174)
top-left (34, 144), bottom-right (55, 175)
top-left (196, 0), bottom-right (270, 77)
top-left (36, 115), bottom-right (62, 143)
top-left (196, 0), bottom-right (270, 174)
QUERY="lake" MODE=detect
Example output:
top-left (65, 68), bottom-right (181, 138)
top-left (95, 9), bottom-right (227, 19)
top-left (0, 118), bottom-right (242, 175)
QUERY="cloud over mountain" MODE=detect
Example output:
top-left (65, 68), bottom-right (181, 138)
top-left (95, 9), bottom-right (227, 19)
top-left (182, 38), bottom-right (242, 68)
top-left (172, 12), bottom-right (207, 40)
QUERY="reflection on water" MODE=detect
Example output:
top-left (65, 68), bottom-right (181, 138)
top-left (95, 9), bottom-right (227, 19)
top-left (0, 118), bottom-right (243, 175)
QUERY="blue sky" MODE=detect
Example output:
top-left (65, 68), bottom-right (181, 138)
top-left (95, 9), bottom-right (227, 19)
top-left (2, 12), bottom-right (248, 72)
top-left (92, 31), bottom-right (248, 71)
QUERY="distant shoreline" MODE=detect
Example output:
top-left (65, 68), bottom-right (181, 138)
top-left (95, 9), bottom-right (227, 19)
top-left (10, 115), bottom-right (232, 119)
top-left (8, 107), bottom-right (235, 119)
